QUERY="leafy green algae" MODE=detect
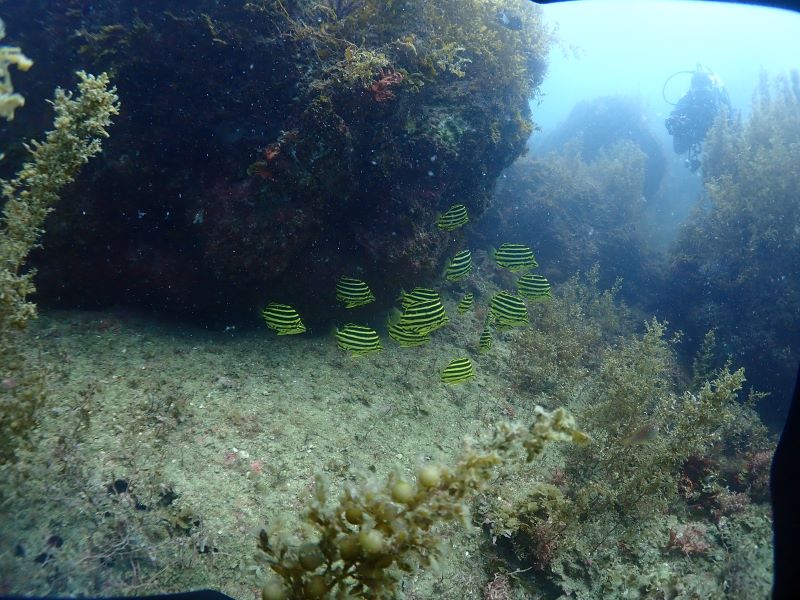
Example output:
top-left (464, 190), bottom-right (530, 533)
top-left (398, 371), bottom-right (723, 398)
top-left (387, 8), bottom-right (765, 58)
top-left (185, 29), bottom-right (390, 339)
top-left (482, 272), bottom-right (774, 599)
top-left (669, 70), bottom-right (800, 405)
top-left (0, 71), bottom-right (119, 464)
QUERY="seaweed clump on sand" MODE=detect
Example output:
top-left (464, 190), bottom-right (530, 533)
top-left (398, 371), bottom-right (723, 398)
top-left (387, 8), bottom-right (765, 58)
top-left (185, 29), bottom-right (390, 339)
top-left (6, 0), bottom-right (553, 321)
top-left (667, 70), bottom-right (800, 415)
top-left (0, 19), bottom-right (119, 463)
top-left (256, 407), bottom-right (586, 599)
top-left (481, 272), bottom-right (774, 598)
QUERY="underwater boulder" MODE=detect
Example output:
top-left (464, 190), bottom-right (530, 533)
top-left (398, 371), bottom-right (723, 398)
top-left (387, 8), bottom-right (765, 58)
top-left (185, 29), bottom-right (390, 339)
top-left (5, 0), bottom-right (552, 323)
top-left (535, 95), bottom-right (666, 200)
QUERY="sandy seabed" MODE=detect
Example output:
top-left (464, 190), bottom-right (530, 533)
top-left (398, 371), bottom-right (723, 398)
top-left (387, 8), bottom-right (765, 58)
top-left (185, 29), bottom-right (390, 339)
top-left (0, 306), bottom-right (535, 599)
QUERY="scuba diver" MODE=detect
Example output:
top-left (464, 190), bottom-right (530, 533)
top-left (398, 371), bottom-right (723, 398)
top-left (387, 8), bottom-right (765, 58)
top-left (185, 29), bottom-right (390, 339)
top-left (664, 65), bottom-right (731, 172)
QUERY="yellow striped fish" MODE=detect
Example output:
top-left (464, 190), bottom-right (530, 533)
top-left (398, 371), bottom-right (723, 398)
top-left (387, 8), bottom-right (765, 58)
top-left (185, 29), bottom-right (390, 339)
top-left (493, 243), bottom-right (538, 272)
top-left (399, 298), bottom-right (449, 335)
top-left (436, 204), bottom-right (469, 231)
top-left (489, 291), bottom-right (529, 329)
top-left (262, 303), bottom-right (306, 335)
top-left (387, 321), bottom-right (430, 347)
top-left (336, 276), bottom-right (376, 308)
top-left (479, 324), bottom-right (492, 352)
top-left (336, 324), bottom-right (382, 356)
top-left (457, 292), bottom-right (474, 314)
top-left (399, 287), bottom-right (441, 310)
top-left (445, 249), bottom-right (472, 282)
top-left (441, 357), bottom-right (475, 384)
top-left (517, 274), bottom-right (552, 301)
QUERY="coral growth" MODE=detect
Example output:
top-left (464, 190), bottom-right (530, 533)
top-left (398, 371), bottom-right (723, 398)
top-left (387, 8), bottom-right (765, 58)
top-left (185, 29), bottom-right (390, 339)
top-left (368, 68), bottom-right (404, 103)
top-left (666, 523), bottom-right (711, 557)
top-left (484, 573), bottom-right (512, 600)
top-left (739, 449), bottom-right (772, 502)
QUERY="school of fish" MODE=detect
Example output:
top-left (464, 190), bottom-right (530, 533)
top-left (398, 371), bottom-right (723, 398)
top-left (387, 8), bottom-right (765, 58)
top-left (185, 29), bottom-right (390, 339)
top-left (260, 203), bottom-right (553, 384)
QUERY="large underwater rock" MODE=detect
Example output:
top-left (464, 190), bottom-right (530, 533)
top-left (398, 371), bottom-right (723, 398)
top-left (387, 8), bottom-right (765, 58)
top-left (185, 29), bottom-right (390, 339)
top-left (473, 140), bottom-right (661, 302)
top-left (1, 0), bottom-right (551, 325)
top-left (534, 96), bottom-right (666, 200)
